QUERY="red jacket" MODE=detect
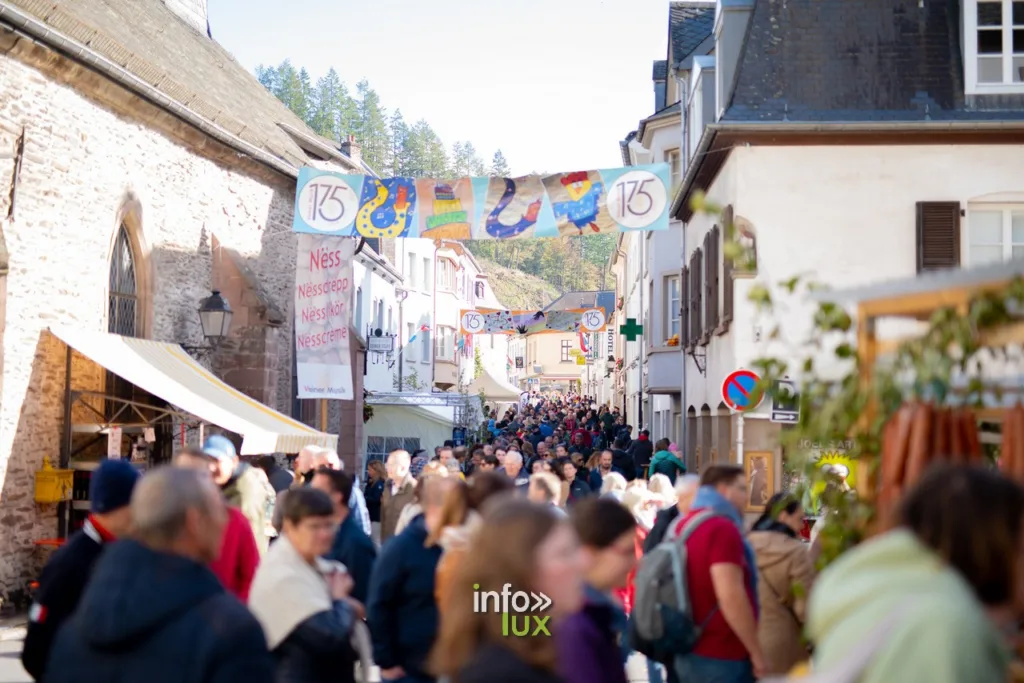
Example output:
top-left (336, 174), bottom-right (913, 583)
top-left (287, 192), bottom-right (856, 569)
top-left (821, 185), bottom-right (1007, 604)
top-left (209, 506), bottom-right (259, 602)
top-left (613, 526), bottom-right (648, 614)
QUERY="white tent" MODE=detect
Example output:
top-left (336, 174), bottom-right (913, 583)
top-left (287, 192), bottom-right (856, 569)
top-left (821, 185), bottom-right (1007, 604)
top-left (466, 368), bottom-right (522, 402)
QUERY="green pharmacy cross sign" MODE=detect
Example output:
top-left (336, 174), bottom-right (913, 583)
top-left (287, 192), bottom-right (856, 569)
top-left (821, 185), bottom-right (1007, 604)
top-left (619, 318), bottom-right (643, 342)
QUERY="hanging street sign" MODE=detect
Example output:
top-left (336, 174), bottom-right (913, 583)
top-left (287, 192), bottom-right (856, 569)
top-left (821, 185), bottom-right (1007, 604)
top-left (619, 318), bottom-right (643, 342)
top-left (367, 335), bottom-right (394, 353)
top-left (721, 369), bottom-right (764, 413)
top-left (770, 379), bottom-right (800, 424)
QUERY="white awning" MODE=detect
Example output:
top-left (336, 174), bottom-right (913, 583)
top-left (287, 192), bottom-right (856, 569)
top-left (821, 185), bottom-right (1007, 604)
top-left (51, 326), bottom-right (336, 455)
top-left (466, 368), bottom-right (522, 402)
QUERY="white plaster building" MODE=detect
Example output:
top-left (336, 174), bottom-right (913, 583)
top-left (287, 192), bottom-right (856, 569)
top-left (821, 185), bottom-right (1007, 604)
top-left (613, 3), bottom-right (714, 444)
top-left (672, 0), bottom-right (1024, 479)
top-left (351, 243), bottom-right (403, 394)
top-left (0, 0), bottom-right (367, 596)
top-left (393, 238), bottom-right (436, 392)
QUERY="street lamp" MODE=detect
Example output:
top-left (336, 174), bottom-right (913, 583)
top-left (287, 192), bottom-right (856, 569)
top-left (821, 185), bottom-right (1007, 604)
top-left (605, 354), bottom-right (615, 378)
top-left (182, 290), bottom-right (233, 356)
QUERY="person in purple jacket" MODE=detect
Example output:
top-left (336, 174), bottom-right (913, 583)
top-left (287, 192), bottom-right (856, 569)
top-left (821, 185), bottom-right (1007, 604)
top-left (557, 498), bottom-right (638, 683)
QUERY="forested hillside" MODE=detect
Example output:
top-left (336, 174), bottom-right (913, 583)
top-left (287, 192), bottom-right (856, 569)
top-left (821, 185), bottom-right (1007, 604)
top-left (256, 61), bottom-right (617, 301)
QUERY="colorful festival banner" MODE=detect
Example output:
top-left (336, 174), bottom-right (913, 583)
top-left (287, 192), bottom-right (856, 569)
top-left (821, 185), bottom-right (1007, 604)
top-left (295, 235), bottom-right (355, 400)
top-left (291, 164), bottom-right (671, 239)
top-left (459, 308), bottom-right (607, 336)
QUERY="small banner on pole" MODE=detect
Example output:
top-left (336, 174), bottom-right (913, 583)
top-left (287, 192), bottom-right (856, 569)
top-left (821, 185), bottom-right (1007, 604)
top-left (291, 165), bottom-right (671, 239)
top-left (459, 307), bottom-right (607, 335)
top-left (295, 235), bottom-right (355, 400)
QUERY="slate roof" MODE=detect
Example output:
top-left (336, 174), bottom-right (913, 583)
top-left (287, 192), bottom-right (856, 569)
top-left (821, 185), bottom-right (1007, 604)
top-left (653, 60), bottom-right (668, 81)
top-left (723, 0), bottom-right (1024, 122)
top-left (637, 101), bottom-right (682, 141)
top-left (669, 2), bottom-right (715, 66)
top-left (544, 290), bottom-right (614, 313)
top-left (619, 130), bottom-right (637, 166)
top-left (0, 0), bottom-right (361, 174)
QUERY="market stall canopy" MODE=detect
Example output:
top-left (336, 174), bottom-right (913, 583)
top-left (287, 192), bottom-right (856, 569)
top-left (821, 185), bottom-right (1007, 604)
top-left (466, 368), bottom-right (522, 402)
top-left (50, 326), bottom-right (336, 454)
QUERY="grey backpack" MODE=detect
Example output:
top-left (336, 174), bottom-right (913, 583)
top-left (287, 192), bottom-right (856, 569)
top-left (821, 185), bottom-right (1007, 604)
top-left (628, 509), bottom-right (722, 664)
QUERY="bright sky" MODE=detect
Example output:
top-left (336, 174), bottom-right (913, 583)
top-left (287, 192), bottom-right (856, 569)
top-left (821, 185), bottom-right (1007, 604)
top-left (208, 0), bottom-right (670, 175)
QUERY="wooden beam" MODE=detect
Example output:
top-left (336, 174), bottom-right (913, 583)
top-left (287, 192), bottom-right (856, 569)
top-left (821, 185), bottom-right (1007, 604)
top-left (871, 321), bottom-right (1024, 357)
top-left (857, 279), bottom-right (1018, 319)
top-left (856, 306), bottom-right (878, 502)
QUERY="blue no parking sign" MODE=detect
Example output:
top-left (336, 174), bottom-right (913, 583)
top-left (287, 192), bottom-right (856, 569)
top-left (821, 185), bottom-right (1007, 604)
top-left (721, 369), bottom-right (764, 413)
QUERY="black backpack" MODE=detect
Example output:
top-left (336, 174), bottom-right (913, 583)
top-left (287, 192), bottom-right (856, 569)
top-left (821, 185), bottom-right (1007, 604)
top-left (627, 510), bottom-right (721, 664)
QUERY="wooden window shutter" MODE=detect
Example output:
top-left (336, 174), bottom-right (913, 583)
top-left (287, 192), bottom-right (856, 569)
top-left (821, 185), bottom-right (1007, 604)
top-left (680, 265), bottom-right (689, 348)
top-left (711, 226), bottom-right (721, 331)
top-left (721, 208), bottom-right (734, 325)
top-left (916, 202), bottom-right (960, 273)
top-left (690, 248), bottom-right (703, 345)
top-left (702, 232), bottom-right (713, 341)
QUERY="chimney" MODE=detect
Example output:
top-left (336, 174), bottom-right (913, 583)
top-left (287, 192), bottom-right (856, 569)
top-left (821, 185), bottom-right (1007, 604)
top-left (163, 0), bottom-right (210, 35)
top-left (341, 135), bottom-right (362, 166)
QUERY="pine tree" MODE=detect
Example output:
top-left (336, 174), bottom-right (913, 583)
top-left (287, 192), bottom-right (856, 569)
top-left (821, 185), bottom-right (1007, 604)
top-left (255, 64), bottom-right (278, 92)
top-left (356, 79), bottom-right (390, 173)
top-left (490, 149), bottom-right (512, 177)
top-left (450, 141), bottom-right (469, 176)
top-left (297, 68), bottom-right (313, 124)
top-left (272, 60), bottom-right (311, 123)
top-left (309, 69), bottom-right (345, 139)
top-left (389, 110), bottom-right (409, 176)
top-left (401, 120), bottom-right (431, 177)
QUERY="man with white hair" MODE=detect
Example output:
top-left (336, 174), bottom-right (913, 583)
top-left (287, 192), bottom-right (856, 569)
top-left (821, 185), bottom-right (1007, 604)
top-left (503, 450), bottom-right (530, 492)
top-left (645, 473), bottom-right (701, 552)
top-left (323, 448), bottom-right (372, 537)
top-left (45, 467), bottom-right (273, 682)
top-left (380, 450), bottom-right (415, 542)
top-left (528, 472), bottom-right (566, 516)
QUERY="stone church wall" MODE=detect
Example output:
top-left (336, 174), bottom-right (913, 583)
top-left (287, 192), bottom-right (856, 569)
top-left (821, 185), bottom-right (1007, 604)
top-left (0, 50), bottom-right (300, 598)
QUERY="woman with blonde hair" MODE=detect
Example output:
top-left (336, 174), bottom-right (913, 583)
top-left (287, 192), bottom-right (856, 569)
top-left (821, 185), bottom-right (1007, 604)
top-left (612, 486), bottom-right (657, 614)
top-left (430, 498), bottom-right (584, 683)
top-left (393, 461), bottom-right (449, 537)
top-left (600, 472), bottom-right (627, 502)
top-left (647, 473), bottom-right (676, 509)
top-left (432, 480), bottom-right (482, 615)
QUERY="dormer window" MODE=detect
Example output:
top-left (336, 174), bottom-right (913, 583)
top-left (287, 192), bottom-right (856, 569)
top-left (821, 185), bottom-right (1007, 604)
top-left (966, 0), bottom-right (1024, 93)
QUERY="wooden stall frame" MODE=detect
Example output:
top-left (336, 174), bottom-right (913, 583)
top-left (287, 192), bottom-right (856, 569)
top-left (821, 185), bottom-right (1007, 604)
top-left (846, 262), bottom-right (1024, 498)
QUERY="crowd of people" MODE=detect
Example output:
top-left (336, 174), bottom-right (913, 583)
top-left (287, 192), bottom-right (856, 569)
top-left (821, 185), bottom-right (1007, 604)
top-left (19, 391), bottom-right (1024, 683)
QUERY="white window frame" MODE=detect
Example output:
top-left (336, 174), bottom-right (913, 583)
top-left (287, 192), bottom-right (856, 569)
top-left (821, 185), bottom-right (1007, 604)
top-left (665, 148), bottom-right (681, 187)
top-left (560, 339), bottom-right (573, 363)
top-left (422, 257), bottom-right (431, 291)
top-left (437, 258), bottom-right (456, 292)
top-left (420, 329), bottom-right (431, 364)
top-left (436, 326), bottom-right (456, 362)
top-left (965, 204), bottom-right (1024, 264)
top-left (665, 275), bottom-right (681, 341)
top-left (965, 0), bottom-right (1024, 93)
top-left (406, 322), bottom-right (418, 363)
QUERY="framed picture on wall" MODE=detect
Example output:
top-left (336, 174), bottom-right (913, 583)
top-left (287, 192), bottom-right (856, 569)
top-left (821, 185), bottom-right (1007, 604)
top-left (744, 450), bottom-right (774, 512)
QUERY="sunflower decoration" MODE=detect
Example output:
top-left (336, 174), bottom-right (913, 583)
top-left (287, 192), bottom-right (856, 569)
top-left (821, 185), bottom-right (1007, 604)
top-left (806, 452), bottom-right (856, 514)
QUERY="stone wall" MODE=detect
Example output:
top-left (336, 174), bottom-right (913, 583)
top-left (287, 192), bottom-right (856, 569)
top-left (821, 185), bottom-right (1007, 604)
top-left (0, 50), bottom-right (301, 597)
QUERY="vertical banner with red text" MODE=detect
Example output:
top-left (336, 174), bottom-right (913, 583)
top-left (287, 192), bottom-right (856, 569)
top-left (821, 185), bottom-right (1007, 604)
top-left (295, 235), bottom-right (354, 400)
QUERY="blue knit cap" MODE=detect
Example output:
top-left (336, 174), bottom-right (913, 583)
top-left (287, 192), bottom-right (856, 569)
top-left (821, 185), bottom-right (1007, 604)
top-left (89, 459), bottom-right (140, 514)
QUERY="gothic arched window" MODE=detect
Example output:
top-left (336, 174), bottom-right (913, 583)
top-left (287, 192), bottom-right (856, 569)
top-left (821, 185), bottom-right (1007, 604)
top-left (108, 224), bottom-right (138, 337)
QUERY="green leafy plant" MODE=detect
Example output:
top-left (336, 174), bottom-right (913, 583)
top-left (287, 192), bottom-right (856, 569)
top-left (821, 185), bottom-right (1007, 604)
top-left (691, 191), bottom-right (1024, 568)
top-left (473, 346), bottom-right (484, 380)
